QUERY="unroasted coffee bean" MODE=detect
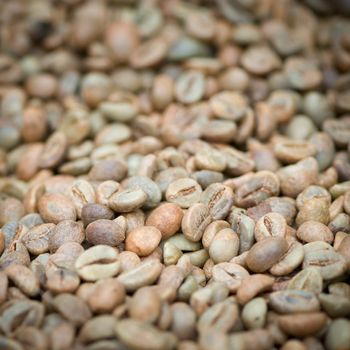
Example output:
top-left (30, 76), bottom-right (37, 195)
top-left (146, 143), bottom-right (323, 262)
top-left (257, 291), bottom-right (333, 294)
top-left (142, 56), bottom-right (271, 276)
top-left (38, 193), bottom-right (76, 224)
top-left (170, 302), bottom-right (197, 340)
top-left (109, 188), bottom-right (147, 213)
top-left (89, 159), bottom-right (127, 182)
top-left (182, 203), bottom-right (212, 242)
top-left (166, 178), bottom-right (202, 209)
top-left (254, 212), bottom-right (287, 241)
top-left (288, 267), bottom-right (323, 294)
top-left (209, 228), bottom-right (239, 263)
top-left (117, 259), bottom-right (163, 292)
top-left (21, 223), bottom-right (55, 255)
top-left (52, 293), bottom-right (91, 327)
top-left (242, 297), bottom-right (267, 329)
top-left (175, 71), bottom-right (205, 104)
top-left (125, 226), bottom-right (162, 257)
top-left (201, 183), bottom-right (234, 220)
top-left (115, 318), bottom-right (177, 350)
top-left (269, 290), bottom-right (320, 314)
top-left (86, 219), bottom-right (125, 246)
top-left (246, 237), bottom-right (289, 273)
top-left (81, 203), bottom-right (115, 226)
top-left (48, 220), bottom-right (84, 253)
top-left (325, 318), bottom-right (350, 350)
top-left (128, 286), bottom-right (161, 323)
top-left (318, 293), bottom-right (350, 317)
top-left (79, 315), bottom-right (116, 344)
top-left (75, 245), bottom-right (120, 281)
top-left (5, 264), bottom-right (40, 297)
top-left (39, 132), bottom-right (67, 169)
top-left (87, 278), bottom-right (125, 313)
top-left (146, 203), bottom-right (184, 239)
top-left (297, 220), bottom-right (333, 243)
top-left (278, 312), bottom-right (327, 337)
top-left (211, 262), bottom-right (249, 292)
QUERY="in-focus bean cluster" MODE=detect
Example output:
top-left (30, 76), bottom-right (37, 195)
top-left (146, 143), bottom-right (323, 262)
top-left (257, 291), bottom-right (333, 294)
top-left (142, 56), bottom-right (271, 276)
top-left (0, 0), bottom-right (350, 349)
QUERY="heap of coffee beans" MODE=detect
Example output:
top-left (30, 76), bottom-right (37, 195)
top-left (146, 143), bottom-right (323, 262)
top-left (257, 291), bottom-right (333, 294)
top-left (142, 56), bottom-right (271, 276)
top-left (0, 0), bottom-right (350, 349)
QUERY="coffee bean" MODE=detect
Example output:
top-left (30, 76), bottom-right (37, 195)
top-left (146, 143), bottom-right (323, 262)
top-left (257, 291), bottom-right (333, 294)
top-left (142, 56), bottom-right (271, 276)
top-left (86, 219), bottom-right (125, 246)
top-left (246, 237), bottom-right (289, 273)
top-left (108, 188), bottom-right (147, 212)
top-left (166, 178), bottom-right (202, 209)
top-left (75, 245), bottom-right (120, 281)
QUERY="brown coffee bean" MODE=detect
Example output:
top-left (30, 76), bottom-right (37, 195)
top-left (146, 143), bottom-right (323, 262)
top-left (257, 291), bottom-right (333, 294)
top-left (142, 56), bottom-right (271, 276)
top-left (14, 326), bottom-right (48, 350)
top-left (38, 193), bottom-right (76, 224)
top-left (125, 226), bottom-right (162, 257)
top-left (166, 178), bottom-right (202, 209)
top-left (246, 237), bottom-right (289, 273)
top-left (89, 159), bottom-right (127, 182)
top-left (278, 312), bottom-right (327, 337)
top-left (52, 293), bottom-right (92, 327)
top-left (128, 286), bottom-right (161, 323)
top-left (318, 293), bottom-right (350, 317)
top-left (146, 203), bottom-right (183, 239)
top-left (39, 132), bottom-right (67, 169)
top-left (5, 264), bottom-right (40, 297)
top-left (87, 278), bottom-right (125, 313)
top-left (81, 203), bottom-right (115, 227)
top-left (48, 220), bottom-right (84, 253)
top-left (21, 223), bottom-right (55, 255)
top-left (182, 203), bottom-right (212, 242)
top-left (85, 219), bottom-right (124, 247)
top-left (0, 196), bottom-right (25, 227)
top-left (75, 245), bottom-right (120, 281)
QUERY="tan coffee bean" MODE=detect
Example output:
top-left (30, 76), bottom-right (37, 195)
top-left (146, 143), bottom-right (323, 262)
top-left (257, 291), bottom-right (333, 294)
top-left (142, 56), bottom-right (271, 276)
top-left (96, 180), bottom-right (120, 206)
top-left (38, 193), bottom-right (76, 224)
top-left (52, 293), bottom-right (92, 327)
top-left (254, 212), bottom-right (287, 241)
top-left (117, 258), bottom-right (163, 292)
top-left (288, 267), bottom-right (323, 294)
top-left (246, 237), bottom-right (289, 273)
top-left (209, 91), bottom-right (248, 121)
top-left (281, 340), bottom-right (307, 350)
top-left (175, 71), bottom-right (205, 105)
top-left (105, 21), bottom-right (140, 63)
top-left (128, 286), bottom-right (161, 323)
top-left (87, 278), bottom-right (125, 313)
top-left (182, 203), bottom-right (212, 242)
top-left (109, 188), bottom-right (147, 212)
top-left (86, 219), bottom-right (125, 246)
top-left (297, 220), bottom-right (333, 243)
top-left (318, 293), bottom-right (350, 317)
top-left (269, 239), bottom-right (304, 276)
top-left (166, 178), bottom-right (202, 209)
top-left (325, 318), bottom-right (350, 350)
top-left (202, 220), bottom-right (230, 250)
top-left (278, 312), bottom-right (327, 337)
top-left (242, 297), bottom-right (267, 329)
top-left (170, 302), bottom-right (197, 340)
top-left (201, 183), bottom-right (234, 220)
top-left (39, 132), bottom-right (67, 169)
top-left (79, 315), bottom-right (116, 344)
top-left (125, 226), bottom-right (162, 257)
top-left (209, 228), bottom-right (239, 263)
top-left (69, 179), bottom-right (96, 218)
top-left (26, 73), bottom-right (58, 99)
top-left (211, 262), bottom-right (249, 292)
top-left (5, 264), bottom-right (40, 297)
top-left (115, 319), bottom-right (177, 350)
top-left (274, 139), bottom-right (316, 164)
top-left (236, 274), bottom-right (274, 304)
top-left (89, 159), bottom-right (127, 182)
top-left (75, 245), bottom-right (121, 281)
top-left (229, 329), bottom-right (273, 350)
top-left (21, 223), bottom-right (55, 255)
top-left (119, 251), bottom-right (141, 272)
top-left (81, 203), bottom-right (115, 227)
top-left (269, 290), bottom-right (320, 314)
top-left (0, 271), bottom-right (8, 304)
